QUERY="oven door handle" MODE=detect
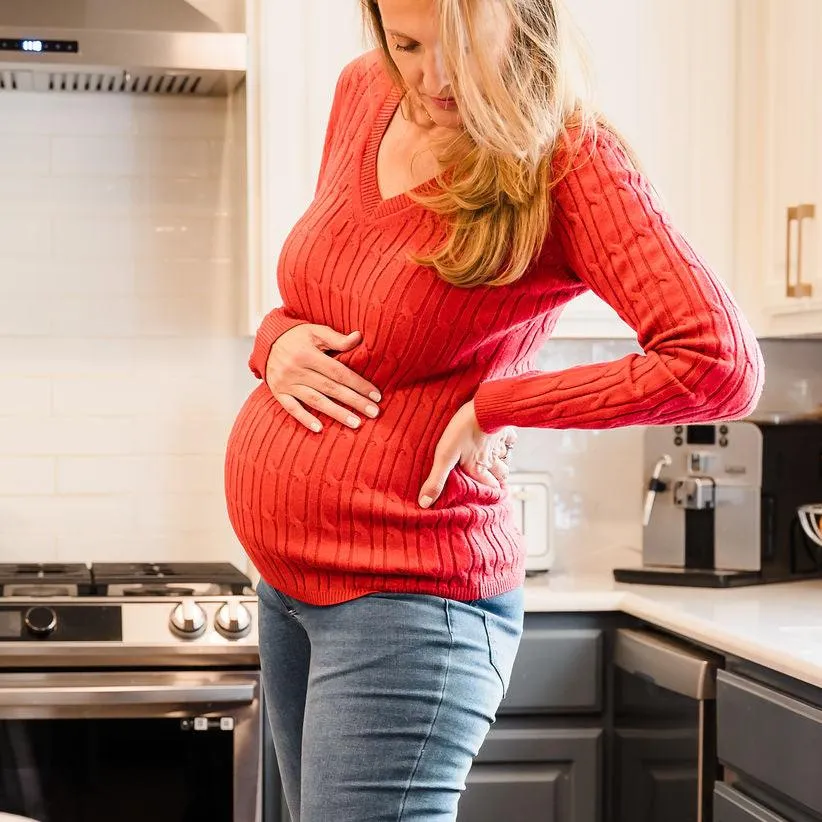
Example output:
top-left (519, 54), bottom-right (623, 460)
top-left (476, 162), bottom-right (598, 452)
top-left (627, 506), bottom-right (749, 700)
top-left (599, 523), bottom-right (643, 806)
top-left (0, 681), bottom-right (256, 708)
top-left (614, 628), bottom-right (718, 700)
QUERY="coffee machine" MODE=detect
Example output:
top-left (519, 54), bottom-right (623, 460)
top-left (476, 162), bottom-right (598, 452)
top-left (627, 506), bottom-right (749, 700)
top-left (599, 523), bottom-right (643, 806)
top-left (613, 418), bottom-right (822, 587)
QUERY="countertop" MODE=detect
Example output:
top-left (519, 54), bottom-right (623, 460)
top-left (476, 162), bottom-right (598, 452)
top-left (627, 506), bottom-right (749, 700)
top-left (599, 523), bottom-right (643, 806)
top-left (524, 571), bottom-right (822, 689)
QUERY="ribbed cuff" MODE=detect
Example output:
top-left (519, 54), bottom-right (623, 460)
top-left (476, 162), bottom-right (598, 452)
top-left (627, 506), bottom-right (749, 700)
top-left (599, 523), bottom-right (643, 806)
top-left (473, 378), bottom-right (518, 434)
top-left (248, 310), bottom-right (307, 379)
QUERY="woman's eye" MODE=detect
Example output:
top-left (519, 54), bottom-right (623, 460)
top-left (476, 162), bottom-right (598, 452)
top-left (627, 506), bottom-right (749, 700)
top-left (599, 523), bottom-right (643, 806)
top-left (393, 42), bottom-right (418, 53)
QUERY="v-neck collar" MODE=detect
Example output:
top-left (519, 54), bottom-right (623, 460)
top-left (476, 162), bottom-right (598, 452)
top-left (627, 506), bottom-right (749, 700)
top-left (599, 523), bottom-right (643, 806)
top-left (358, 84), bottom-right (442, 222)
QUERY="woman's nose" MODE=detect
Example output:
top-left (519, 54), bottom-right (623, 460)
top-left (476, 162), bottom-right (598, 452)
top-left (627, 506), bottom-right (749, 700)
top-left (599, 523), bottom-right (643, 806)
top-left (420, 46), bottom-right (450, 97)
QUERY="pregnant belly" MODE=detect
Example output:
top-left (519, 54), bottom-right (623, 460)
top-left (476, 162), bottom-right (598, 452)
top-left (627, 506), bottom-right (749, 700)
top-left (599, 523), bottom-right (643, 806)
top-left (224, 384), bottom-right (508, 563)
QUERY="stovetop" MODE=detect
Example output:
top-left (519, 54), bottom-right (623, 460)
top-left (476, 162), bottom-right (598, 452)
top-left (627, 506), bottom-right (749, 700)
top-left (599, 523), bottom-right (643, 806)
top-left (0, 562), bottom-right (252, 597)
top-left (0, 562), bottom-right (258, 664)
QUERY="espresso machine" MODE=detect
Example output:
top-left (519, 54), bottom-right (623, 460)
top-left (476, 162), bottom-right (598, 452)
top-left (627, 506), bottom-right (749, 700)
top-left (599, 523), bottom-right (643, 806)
top-left (613, 418), bottom-right (822, 587)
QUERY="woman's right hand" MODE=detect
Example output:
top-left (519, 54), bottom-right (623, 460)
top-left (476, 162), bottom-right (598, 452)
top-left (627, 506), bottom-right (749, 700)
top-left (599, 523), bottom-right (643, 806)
top-left (264, 324), bottom-right (382, 433)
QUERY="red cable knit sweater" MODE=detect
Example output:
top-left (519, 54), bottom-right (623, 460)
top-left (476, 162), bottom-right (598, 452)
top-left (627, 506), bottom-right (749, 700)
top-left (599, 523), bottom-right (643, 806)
top-left (224, 52), bottom-right (764, 605)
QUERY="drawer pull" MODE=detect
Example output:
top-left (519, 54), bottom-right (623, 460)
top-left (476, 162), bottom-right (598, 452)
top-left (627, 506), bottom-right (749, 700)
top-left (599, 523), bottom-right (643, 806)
top-left (785, 204), bottom-right (815, 298)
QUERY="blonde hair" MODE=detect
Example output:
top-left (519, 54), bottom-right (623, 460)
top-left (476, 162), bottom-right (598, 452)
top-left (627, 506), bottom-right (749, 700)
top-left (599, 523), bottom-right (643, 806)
top-left (363, 0), bottom-right (598, 288)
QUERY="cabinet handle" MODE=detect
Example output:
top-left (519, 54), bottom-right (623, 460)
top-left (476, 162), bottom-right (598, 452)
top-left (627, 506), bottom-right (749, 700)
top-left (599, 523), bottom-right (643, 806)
top-left (785, 203), bottom-right (815, 298)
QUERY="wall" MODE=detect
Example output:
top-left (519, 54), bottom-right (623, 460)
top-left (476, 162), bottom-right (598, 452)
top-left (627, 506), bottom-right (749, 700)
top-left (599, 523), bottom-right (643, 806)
top-left (0, 92), bottom-right (820, 576)
top-left (0, 91), bottom-right (254, 568)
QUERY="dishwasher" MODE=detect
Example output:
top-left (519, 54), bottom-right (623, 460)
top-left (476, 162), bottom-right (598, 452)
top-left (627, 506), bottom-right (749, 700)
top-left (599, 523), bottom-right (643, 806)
top-left (611, 628), bottom-right (722, 822)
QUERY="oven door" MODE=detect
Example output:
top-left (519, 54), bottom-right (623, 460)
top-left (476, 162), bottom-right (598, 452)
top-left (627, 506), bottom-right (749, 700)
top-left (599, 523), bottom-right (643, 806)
top-left (0, 670), bottom-right (261, 822)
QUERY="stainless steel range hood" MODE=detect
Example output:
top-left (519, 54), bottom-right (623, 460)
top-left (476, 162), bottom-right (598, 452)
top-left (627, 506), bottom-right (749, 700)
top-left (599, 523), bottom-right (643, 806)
top-left (0, 0), bottom-right (246, 95)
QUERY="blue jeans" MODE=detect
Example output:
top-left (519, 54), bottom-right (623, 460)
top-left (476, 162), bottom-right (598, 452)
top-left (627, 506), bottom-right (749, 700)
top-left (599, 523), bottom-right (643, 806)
top-left (256, 580), bottom-right (524, 821)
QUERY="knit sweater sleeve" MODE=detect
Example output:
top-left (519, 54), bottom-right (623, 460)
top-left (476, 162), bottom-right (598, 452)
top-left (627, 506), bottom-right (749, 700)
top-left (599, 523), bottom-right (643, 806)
top-left (248, 60), bottom-right (356, 381)
top-left (473, 129), bottom-right (765, 434)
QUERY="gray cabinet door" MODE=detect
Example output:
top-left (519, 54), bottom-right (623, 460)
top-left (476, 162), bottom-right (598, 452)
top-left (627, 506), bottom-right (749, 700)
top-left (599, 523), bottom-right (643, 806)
top-left (613, 727), bottom-right (700, 822)
top-left (459, 722), bottom-right (602, 822)
top-left (501, 626), bottom-right (603, 714)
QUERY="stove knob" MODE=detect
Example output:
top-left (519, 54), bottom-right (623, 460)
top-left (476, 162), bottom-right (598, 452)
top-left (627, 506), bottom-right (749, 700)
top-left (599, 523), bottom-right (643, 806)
top-left (215, 601), bottom-right (251, 640)
top-left (24, 606), bottom-right (57, 637)
top-left (169, 599), bottom-right (207, 639)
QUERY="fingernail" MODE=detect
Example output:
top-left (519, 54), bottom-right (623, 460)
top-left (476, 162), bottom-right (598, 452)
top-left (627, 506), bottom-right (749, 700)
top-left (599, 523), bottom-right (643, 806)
top-left (419, 495), bottom-right (433, 509)
top-left (347, 415), bottom-right (361, 428)
top-left (369, 392), bottom-right (382, 403)
top-left (365, 404), bottom-right (379, 418)
top-left (310, 422), bottom-right (322, 433)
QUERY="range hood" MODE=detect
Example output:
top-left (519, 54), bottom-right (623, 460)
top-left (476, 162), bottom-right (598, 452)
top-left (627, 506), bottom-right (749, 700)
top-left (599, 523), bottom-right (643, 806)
top-left (0, 0), bottom-right (246, 95)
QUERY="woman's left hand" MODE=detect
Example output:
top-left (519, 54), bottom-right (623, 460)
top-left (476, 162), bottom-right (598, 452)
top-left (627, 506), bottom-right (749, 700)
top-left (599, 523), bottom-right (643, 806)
top-left (419, 400), bottom-right (517, 508)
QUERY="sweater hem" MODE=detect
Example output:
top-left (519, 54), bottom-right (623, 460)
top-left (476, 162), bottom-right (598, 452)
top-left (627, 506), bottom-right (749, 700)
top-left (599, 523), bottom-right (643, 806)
top-left (259, 568), bottom-right (527, 607)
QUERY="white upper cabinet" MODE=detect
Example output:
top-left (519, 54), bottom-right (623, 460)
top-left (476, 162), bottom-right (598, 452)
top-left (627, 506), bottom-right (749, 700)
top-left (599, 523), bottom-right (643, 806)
top-left (245, 0), bottom-right (364, 333)
top-left (552, 0), bottom-right (739, 338)
top-left (736, 0), bottom-right (822, 337)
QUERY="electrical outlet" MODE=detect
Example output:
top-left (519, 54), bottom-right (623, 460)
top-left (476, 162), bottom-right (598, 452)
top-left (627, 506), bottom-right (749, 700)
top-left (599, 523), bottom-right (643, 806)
top-left (508, 472), bottom-right (554, 574)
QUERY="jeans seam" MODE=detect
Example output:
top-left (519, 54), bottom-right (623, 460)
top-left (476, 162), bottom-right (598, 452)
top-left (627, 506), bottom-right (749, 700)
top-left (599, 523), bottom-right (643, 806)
top-left (257, 580), bottom-right (299, 618)
top-left (481, 612), bottom-right (507, 697)
top-left (396, 598), bottom-right (454, 822)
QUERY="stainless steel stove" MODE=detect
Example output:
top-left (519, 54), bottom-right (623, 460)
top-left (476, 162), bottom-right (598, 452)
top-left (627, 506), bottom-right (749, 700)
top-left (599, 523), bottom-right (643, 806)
top-left (0, 562), bottom-right (263, 822)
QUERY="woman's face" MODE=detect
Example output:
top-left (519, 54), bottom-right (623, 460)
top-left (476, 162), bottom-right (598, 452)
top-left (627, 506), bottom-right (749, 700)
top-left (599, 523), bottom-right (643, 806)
top-left (377, 0), bottom-right (509, 130)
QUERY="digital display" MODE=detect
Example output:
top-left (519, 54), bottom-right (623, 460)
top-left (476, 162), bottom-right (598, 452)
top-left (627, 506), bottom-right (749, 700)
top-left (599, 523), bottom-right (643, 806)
top-left (0, 611), bottom-right (22, 639)
top-left (686, 425), bottom-right (716, 445)
top-left (0, 38), bottom-right (79, 54)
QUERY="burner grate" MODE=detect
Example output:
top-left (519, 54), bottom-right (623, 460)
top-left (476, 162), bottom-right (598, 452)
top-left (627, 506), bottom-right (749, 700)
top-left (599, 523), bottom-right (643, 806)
top-left (0, 563), bottom-right (93, 596)
top-left (90, 562), bottom-right (251, 595)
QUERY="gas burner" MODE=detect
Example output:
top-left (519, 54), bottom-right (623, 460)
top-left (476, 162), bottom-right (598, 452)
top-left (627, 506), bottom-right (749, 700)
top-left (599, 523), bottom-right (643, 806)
top-left (0, 563), bottom-right (93, 597)
top-left (3, 584), bottom-right (78, 598)
top-left (122, 585), bottom-right (198, 597)
top-left (91, 562), bottom-right (252, 596)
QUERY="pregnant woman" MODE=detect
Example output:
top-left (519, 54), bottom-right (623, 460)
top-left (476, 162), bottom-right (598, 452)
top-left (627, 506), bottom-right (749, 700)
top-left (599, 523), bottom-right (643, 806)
top-left (225, 0), bottom-right (764, 819)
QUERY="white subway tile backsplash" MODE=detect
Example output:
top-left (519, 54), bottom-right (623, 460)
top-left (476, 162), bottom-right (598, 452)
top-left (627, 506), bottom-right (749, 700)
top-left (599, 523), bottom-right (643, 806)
top-left (0, 377), bottom-right (52, 414)
top-left (0, 134), bottom-right (50, 175)
top-left (131, 416), bottom-right (235, 456)
top-left (0, 494), bottom-right (135, 534)
top-left (130, 177), bottom-right (228, 215)
top-left (0, 94), bottom-right (58, 136)
top-left (55, 530), bottom-right (246, 566)
top-left (130, 97), bottom-right (230, 139)
top-left (0, 297), bottom-right (55, 336)
top-left (132, 292), bottom-right (238, 337)
top-left (52, 136), bottom-right (221, 178)
top-left (57, 455), bottom-right (225, 495)
top-left (0, 416), bottom-right (136, 456)
top-left (54, 215), bottom-right (230, 261)
top-left (0, 215), bottom-right (52, 258)
top-left (0, 259), bottom-right (135, 297)
top-left (0, 533), bottom-right (58, 563)
top-left (3, 176), bottom-right (135, 216)
top-left (133, 259), bottom-right (235, 297)
top-left (1, 94), bottom-right (135, 137)
top-left (0, 457), bottom-right (55, 495)
top-left (134, 493), bottom-right (232, 532)
top-left (0, 93), bottom-right (248, 567)
top-left (52, 215), bottom-right (232, 261)
top-left (52, 373), bottom-right (239, 417)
